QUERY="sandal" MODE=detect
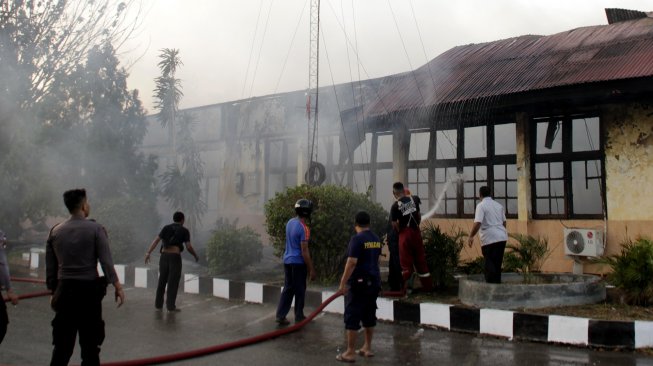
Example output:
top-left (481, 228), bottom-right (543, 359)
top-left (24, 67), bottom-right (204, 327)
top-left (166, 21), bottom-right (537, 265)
top-left (336, 353), bottom-right (356, 363)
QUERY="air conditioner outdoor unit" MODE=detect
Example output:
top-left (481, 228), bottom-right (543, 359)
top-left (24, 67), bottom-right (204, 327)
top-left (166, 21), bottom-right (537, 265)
top-left (563, 228), bottom-right (604, 257)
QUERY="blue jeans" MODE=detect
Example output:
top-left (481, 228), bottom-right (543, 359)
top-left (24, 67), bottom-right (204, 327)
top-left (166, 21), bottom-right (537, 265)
top-left (276, 264), bottom-right (307, 320)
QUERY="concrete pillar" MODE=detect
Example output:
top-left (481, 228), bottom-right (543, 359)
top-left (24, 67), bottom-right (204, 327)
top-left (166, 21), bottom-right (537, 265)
top-left (393, 124), bottom-right (409, 184)
top-left (515, 112), bottom-right (531, 230)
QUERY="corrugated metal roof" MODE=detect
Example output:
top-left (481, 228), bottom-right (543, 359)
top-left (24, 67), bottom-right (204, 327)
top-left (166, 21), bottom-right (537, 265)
top-left (363, 15), bottom-right (653, 119)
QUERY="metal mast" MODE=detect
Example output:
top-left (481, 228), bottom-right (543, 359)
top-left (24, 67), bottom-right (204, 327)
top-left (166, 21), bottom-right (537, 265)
top-left (307, 0), bottom-right (320, 177)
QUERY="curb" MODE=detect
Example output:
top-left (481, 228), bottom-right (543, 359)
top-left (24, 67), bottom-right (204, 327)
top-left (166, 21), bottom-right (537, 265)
top-left (115, 264), bottom-right (652, 350)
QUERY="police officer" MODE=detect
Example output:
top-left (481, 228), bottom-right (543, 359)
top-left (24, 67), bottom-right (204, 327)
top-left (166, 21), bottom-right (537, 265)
top-left (275, 199), bottom-right (316, 325)
top-left (46, 188), bottom-right (125, 366)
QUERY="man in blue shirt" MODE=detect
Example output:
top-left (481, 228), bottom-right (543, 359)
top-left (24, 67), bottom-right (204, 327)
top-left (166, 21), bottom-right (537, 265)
top-left (275, 199), bottom-right (316, 325)
top-left (336, 211), bottom-right (382, 363)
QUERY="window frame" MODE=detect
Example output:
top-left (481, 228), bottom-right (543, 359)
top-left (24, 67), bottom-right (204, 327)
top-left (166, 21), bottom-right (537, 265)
top-left (530, 114), bottom-right (606, 219)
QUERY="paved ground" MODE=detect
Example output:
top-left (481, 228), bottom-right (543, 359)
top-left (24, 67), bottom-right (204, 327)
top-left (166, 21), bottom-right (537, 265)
top-left (1, 282), bottom-right (652, 366)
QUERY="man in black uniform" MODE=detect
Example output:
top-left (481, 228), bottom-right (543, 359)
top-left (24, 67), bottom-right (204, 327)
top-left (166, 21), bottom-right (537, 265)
top-left (145, 211), bottom-right (199, 312)
top-left (336, 211), bottom-right (382, 363)
top-left (46, 188), bottom-right (125, 366)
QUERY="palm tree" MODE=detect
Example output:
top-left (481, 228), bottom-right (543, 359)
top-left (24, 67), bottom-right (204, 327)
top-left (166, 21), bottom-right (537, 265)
top-left (153, 48), bottom-right (183, 152)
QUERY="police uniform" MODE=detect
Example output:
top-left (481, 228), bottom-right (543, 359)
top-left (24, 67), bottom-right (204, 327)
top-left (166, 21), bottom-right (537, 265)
top-left (46, 214), bottom-right (118, 366)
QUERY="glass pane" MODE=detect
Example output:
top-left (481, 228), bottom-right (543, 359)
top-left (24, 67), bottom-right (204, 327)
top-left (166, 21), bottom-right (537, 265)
top-left (464, 182), bottom-right (475, 197)
top-left (507, 181), bottom-right (517, 197)
top-left (552, 199), bottom-right (565, 215)
top-left (434, 168), bottom-right (446, 183)
top-left (375, 169), bottom-right (394, 209)
top-left (572, 160), bottom-right (603, 214)
top-left (494, 182), bottom-right (506, 197)
top-left (494, 165), bottom-right (505, 180)
top-left (550, 162), bottom-right (564, 179)
top-left (495, 123), bottom-right (516, 155)
top-left (572, 117), bottom-right (600, 152)
top-left (353, 133), bottom-right (373, 164)
top-left (377, 134), bottom-right (393, 163)
top-left (536, 120), bottom-right (562, 154)
top-left (536, 181), bottom-right (549, 196)
top-left (464, 199), bottom-right (476, 214)
top-left (446, 199), bottom-right (457, 214)
top-left (551, 180), bottom-right (564, 196)
top-left (507, 164), bottom-right (517, 180)
top-left (463, 166), bottom-right (474, 182)
top-left (436, 130), bottom-right (457, 159)
top-left (409, 132), bottom-right (429, 161)
top-left (536, 199), bottom-right (549, 215)
top-left (353, 170), bottom-right (369, 194)
top-left (268, 174), bottom-right (284, 198)
top-left (475, 166), bottom-right (487, 180)
top-left (535, 163), bottom-right (548, 179)
top-left (408, 169), bottom-right (417, 182)
top-left (464, 126), bottom-right (486, 158)
top-left (507, 199), bottom-right (517, 214)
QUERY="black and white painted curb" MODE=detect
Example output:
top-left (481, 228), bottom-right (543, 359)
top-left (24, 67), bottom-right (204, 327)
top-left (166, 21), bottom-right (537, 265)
top-left (23, 253), bottom-right (653, 350)
top-left (124, 265), bottom-right (653, 350)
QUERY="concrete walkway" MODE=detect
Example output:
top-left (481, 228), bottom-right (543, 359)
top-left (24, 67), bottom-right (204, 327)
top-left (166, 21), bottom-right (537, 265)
top-left (1, 282), bottom-right (651, 366)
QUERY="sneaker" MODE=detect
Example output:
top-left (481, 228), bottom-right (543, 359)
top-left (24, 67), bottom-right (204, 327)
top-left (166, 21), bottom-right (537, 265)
top-left (276, 317), bottom-right (290, 325)
top-left (168, 308), bottom-right (181, 313)
top-left (295, 316), bottom-right (306, 323)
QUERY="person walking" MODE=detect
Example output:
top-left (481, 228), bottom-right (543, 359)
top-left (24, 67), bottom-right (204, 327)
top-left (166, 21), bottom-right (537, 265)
top-left (336, 211), bottom-right (382, 363)
top-left (46, 188), bottom-right (125, 366)
top-left (145, 211), bottom-right (199, 312)
top-left (390, 182), bottom-right (433, 293)
top-left (275, 199), bottom-right (316, 325)
top-left (0, 230), bottom-right (19, 345)
top-left (467, 186), bottom-right (508, 284)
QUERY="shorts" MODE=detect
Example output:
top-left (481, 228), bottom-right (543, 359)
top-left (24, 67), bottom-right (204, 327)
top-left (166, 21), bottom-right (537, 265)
top-left (344, 279), bottom-right (380, 331)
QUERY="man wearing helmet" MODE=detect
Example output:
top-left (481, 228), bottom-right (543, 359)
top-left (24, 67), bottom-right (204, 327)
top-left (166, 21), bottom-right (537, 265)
top-left (275, 199), bottom-right (316, 325)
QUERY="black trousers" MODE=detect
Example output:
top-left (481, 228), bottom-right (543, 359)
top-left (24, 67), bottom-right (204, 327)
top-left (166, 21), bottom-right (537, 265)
top-left (482, 241), bottom-right (507, 284)
top-left (276, 264), bottom-right (307, 320)
top-left (0, 297), bottom-right (7, 345)
top-left (50, 280), bottom-right (106, 366)
top-left (156, 253), bottom-right (182, 310)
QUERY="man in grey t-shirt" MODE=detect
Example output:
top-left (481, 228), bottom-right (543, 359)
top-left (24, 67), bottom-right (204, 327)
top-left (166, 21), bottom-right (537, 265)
top-left (467, 186), bottom-right (508, 283)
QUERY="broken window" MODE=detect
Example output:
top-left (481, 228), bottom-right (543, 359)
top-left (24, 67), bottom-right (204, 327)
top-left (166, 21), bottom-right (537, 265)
top-left (531, 116), bottom-right (604, 218)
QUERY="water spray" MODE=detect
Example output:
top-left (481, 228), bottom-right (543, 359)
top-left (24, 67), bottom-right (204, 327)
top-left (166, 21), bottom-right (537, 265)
top-left (421, 173), bottom-right (464, 220)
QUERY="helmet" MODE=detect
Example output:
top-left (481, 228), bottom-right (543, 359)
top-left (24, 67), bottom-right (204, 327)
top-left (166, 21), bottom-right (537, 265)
top-left (294, 199), bottom-right (313, 218)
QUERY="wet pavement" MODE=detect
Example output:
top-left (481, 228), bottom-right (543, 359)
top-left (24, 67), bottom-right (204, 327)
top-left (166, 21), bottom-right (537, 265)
top-left (1, 281), bottom-right (652, 366)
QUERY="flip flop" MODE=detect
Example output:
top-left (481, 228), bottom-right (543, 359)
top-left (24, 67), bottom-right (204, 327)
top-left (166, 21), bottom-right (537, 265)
top-left (356, 349), bottom-right (375, 358)
top-left (336, 353), bottom-right (356, 363)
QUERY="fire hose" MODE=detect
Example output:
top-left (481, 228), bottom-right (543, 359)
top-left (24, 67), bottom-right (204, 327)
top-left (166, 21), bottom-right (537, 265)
top-left (5, 277), bottom-right (405, 365)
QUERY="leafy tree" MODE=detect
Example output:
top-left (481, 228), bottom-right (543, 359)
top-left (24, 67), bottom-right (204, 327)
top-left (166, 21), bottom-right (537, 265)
top-left (264, 184), bottom-right (387, 284)
top-left (153, 48), bottom-right (183, 150)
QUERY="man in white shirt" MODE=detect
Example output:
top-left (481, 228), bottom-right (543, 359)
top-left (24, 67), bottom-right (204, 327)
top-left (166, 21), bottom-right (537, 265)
top-left (467, 186), bottom-right (508, 283)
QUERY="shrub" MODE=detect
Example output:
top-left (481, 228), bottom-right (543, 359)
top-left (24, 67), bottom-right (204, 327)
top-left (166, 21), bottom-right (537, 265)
top-left (459, 256), bottom-right (485, 275)
top-left (597, 237), bottom-right (653, 306)
top-left (206, 218), bottom-right (262, 275)
top-left (504, 233), bottom-right (550, 283)
top-left (422, 223), bottom-right (464, 289)
top-left (264, 184), bottom-right (387, 284)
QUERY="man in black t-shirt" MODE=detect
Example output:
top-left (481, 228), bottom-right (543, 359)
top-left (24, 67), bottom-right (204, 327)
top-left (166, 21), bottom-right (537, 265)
top-left (390, 182), bottom-right (433, 293)
top-left (336, 211), bottom-right (382, 362)
top-left (145, 211), bottom-right (199, 312)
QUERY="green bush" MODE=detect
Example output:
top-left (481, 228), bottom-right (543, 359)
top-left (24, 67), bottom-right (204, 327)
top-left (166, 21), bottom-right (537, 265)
top-left (422, 223), bottom-right (464, 289)
top-left (206, 219), bottom-right (262, 275)
top-left (504, 233), bottom-right (550, 283)
top-left (459, 256), bottom-right (485, 275)
top-left (264, 184), bottom-right (387, 284)
top-left (597, 237), bottom-right (653, 306)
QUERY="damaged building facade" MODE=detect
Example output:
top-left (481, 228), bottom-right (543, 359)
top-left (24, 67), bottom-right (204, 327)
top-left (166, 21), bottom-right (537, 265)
top-left (141, 9), bottom-right (653, 273)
